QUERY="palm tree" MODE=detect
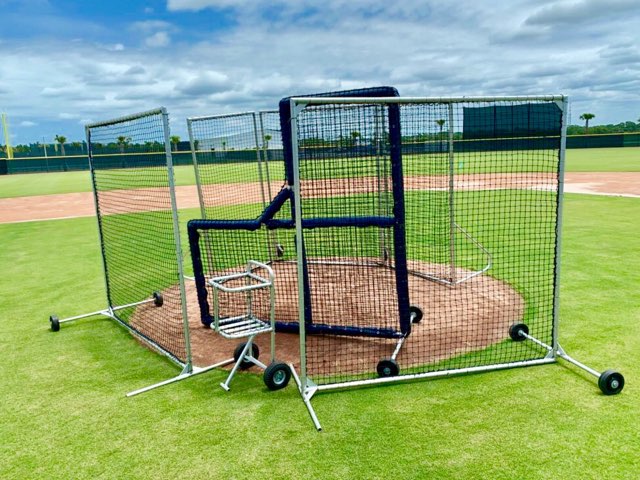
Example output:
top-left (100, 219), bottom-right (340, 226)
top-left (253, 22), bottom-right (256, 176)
top-left (221, 140), bottom-right (227, 151)
top-left (350, 131), bottom-right (361, 146)
top-left (170, 135), bottom-right (180, 152)
top-left (263, 134), bottom-right (272, 149)
top-left (116, 136), bottom-right (130, 154)
top-left (54, 135), bottom-right (67, 156)
top-left (580, 113), bottom-right (595, 134)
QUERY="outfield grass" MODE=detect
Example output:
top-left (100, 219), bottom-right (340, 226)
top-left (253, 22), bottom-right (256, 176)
top-left (565, 147), bottom-right (640, 172)
top-left (1, 147), bottom-right (638, 199)
top-left (1, 194), bottom-right (638, 478)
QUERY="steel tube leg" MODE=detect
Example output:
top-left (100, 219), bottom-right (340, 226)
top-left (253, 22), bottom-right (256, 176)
top-left (127, 358), bottom-right (235, 397)
top-left (290, 364), bottom-right (322, 431)
top-left (221, 337), bottom-right (255, 391)
top-left (511, 324), bottom-right (625, 395)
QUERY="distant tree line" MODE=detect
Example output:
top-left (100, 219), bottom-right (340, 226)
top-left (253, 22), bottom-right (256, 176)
top-left (3, 116), bottom-right (640, 159)
top-left (568, 113), bottom-right (640, 135)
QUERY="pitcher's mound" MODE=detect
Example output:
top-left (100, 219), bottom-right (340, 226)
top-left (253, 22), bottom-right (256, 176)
top-left (131, 259), bottom-right (524, 378)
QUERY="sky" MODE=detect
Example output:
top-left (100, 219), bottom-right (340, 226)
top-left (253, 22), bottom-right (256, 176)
top-left (0, 0), bottom-right (639, 145)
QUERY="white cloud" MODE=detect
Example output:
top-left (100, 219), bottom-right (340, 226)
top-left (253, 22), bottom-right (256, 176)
top-left (145, 31), bottom-right (171, 48)
top-left (167, 0), bottom-right (242, 11)
top-left (132, 20), bottom-right (175, 33)
top-left (525, 0), bottom-right (637, 26)
top-left (20, 120), bottom-right (37, 127)
top-left (1, 0), bottom-right (639, 144)
top-left (177, 71), bottom-right (231, 96)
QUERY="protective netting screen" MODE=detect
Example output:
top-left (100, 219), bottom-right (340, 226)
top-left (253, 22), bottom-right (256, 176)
top-left (292, 98), bottom-right (563, 386)
top-left (190, 225), bottom-right (298, 328)
top-left (87, 109), bottom-right (188, 364)
top-left (188, 111), bottom-right (284, 221)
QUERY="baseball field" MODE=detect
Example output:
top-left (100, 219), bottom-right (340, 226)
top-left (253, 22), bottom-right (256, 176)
top-left (0, 146), bottom-right (638, 478)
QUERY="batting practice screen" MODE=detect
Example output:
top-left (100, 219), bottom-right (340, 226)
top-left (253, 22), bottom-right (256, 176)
top-left (86, 108), bottom-right (190, 365)
top-left (289, 96), bottom-right (565, 388)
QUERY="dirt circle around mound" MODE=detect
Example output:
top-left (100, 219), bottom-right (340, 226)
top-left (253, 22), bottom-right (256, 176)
top-left (131, 259), bottom-right (525, 377)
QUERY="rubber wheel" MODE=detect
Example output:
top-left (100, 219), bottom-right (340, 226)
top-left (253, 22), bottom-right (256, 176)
top-left (233, 342), bottom-right (259, 370)
top-left (153, 291), bottom-right (164, 307)
top-left (263, 362), bottom-right (291, 390)
top-left (377, 358), bottom-right (399, 378)
top-left (598, 370), bottom-right (625, 395)
top-left (50, 315), bottom-right (60, 332)
top-left (410, 304), bottom-right (424, 324)
top-left (509, 323), bottom-right (528, 342)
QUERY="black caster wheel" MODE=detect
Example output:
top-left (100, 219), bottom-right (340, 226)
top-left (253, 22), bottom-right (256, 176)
top-left (153, 291), bottom-right (164, 307)
top-left (509, 323), bottom-right (528, 342)
top-left (50, 315), bottom-right (60, 332)
top-left (263, 362), bottom-right (291, 390)
top-left (410, 305), bottom-right (424, 324)
top-left (234, 342), bottom-right (259, 370)
top-left (598, 370), bottom-right (625, 395)
top-left (377, 358), bottom-right (399, 378)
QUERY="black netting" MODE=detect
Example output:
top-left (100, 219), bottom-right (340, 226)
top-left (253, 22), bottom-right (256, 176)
top-left (87, 110), bottom-right (188, 363)
top-left (193, 227), bottom-right (299, 328)
top-left (188, 111), bottom-right (284, 221)
top-left (292, 99), bottom-right (562, 386)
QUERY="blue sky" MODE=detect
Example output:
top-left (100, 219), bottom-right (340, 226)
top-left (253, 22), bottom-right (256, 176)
top-left (1, 0), bottom-right (639, 145)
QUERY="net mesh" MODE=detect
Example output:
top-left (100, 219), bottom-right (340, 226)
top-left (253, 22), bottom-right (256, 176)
top-left (293, 98), bottom-right (562, 385)
top-left (87, 110), bottom-right (188, 364)
top-left (188, 111), bottom-right (284, 220)
top-left (191, 227), bottom-right (299, 328)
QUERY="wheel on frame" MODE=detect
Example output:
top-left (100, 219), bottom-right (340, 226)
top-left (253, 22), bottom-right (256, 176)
top-left (598, 370), bottom-right (625, 395)
top-left (152, 291), bottom-right (164, 307)
top-left (509, 323), bottom-right (528, 342)
top-left (409, 304), bottom-right (424, 324)
top-left (234, 342), bottom-right (260, 370)
top-left (263, 362), bottom-right (291, 391)
top-left (377, 358), bottom-right (399, 378)
top-left (49, 315), bottom-right (60, 332)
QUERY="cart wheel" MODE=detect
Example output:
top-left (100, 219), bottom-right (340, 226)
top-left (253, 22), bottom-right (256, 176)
top-left (409, 305), bottom-right (424, 324)
top-left (264, 362), bottom-right (291, 390)
top-left (509, 323), bottom-right (528, 342)
top-left (377, 358), bottom-right (399, 378)
top-left (153, 291), bottom-right (164, 307)
top-left (234, 342), bottom-right (260, 369)
top-left (50, 315), bottom-right (60, 332)
top-left (598, 370), bottom-right (625, 395)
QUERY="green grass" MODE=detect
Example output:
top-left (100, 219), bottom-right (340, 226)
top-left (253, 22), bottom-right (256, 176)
top-left (1, 194), bottom-right (639, 478)
top-left (1, 148), bottom-right (637, 199)
top-left (565, 147), bottom-right (640, 171)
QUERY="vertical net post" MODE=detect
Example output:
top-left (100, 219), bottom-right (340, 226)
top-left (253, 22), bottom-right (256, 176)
top-left (447, 103), bottom-right (456, 284)
top-left (289, 99), bottom-right (308, 387)
top-left (187, 118), bottom-right (208, 219)
top-left (161, 108), bottom-right (193, 371)
top-left (552, 97), bottom-right (569, 354)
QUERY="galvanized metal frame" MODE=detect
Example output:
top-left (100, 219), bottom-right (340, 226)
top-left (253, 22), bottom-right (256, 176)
top-left (286, 94), bottom-right (619, 431)
top-left (54, 107), bottom-right (238, 397)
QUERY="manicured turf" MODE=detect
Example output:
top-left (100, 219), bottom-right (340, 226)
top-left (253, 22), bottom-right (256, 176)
top-left (1, 194), bottom-right (638, 478)
top-left (1, 147), bottom-right (638, 199)
top-left (565, 146), bottom-right (640, 172)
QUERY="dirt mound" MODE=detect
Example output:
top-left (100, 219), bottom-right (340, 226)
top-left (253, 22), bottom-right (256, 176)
top-left (130, 260), bottom-right (524, 378)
